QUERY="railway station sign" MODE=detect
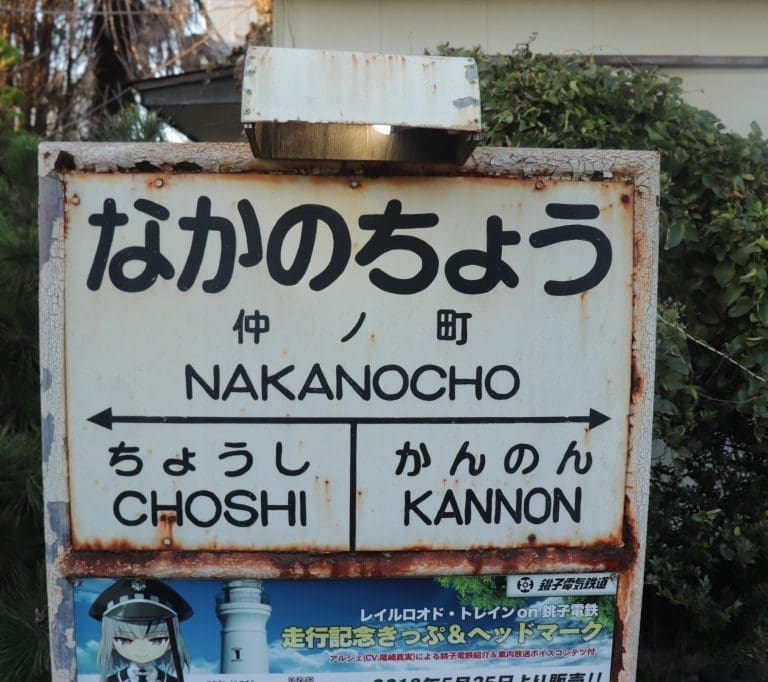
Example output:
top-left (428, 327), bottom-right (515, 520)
top-left (65, 161), bottom-right (631, 553)
top-left (39, 144), bottom-right (658, 682)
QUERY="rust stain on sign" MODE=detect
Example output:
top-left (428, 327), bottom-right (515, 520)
top-left (60, 545), bottom-right (629, 579)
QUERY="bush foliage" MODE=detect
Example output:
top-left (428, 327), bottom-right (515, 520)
top-left (435, 44), bottom-right (768, 668)
top-left (0, 39), bottom-right (48, 682)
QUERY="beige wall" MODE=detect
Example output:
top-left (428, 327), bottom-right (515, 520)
top-left (668, 68), bottom-right (768, 136)
top-left (271, 0), bottom-right (768, 135)
top-left (207, 0), bottom-right (260, 46)
top-left (273, 0), bottom-right (768, 56)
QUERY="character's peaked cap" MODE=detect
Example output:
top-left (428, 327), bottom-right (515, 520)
top-left (89, 579), bottom-right (193, 623)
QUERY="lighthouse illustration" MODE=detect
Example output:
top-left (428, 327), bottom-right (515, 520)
top-left (216, 579), bottom-right (272, 673)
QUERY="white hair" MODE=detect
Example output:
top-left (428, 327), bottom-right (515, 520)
top-left (96, 615), bottom-right (190, 682)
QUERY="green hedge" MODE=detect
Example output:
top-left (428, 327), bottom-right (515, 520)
top-left (0, 49), bottom-right (47, 681)
top-left (436, 44), bottom-right (768, 670)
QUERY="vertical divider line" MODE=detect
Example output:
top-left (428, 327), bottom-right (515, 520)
top-left (349, 421), bottom-right (358, 551)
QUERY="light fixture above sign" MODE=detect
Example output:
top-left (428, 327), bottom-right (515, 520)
top-left (241, 46), bottom-right (482, 163)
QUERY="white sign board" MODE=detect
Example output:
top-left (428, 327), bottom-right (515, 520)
top-left (506, 572), bottom-right (618, 597)
top-left (63, 171), bottom-right (633, 552)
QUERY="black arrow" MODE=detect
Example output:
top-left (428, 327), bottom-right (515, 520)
top-left (88, 408), bottom-right (610, 431)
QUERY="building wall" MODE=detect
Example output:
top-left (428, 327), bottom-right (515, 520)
top-left (271, 0), bottom-right (768, 135)
top-left (207, 0), bottom-right (261, 47)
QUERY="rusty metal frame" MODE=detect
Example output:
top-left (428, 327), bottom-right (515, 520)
top-left (39, 142), bottom-right (658, 682)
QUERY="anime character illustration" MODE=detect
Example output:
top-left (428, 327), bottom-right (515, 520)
top-left (90, 579), bottom-right (193, 682)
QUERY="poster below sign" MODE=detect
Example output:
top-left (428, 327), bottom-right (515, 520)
top-left (74, 576), bottom-right (614, 682)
